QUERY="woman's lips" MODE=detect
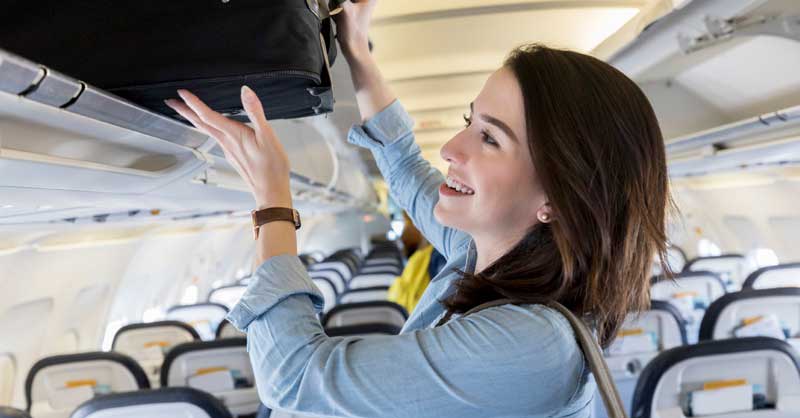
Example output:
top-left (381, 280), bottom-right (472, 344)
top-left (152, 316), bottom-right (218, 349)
top-left (439, 182), bottom-right (473, 197)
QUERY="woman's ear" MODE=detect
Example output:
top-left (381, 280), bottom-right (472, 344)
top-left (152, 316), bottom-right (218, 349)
top-left (536, 203), bottom-right (553, 223)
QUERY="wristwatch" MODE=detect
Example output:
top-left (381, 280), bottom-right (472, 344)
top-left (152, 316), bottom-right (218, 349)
top-left (251, 207), bottom-right (301, 239)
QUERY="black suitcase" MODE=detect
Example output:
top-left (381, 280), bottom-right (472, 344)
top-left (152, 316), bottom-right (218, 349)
top-left (0, 0), bottom-right (339, 121)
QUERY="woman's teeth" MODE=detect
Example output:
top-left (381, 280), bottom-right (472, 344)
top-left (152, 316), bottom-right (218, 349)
top-left (445, 176), bottom-right (475, 195)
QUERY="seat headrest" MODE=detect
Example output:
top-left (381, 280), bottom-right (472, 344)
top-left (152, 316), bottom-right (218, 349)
top-left (322, 301), bottom-right (408, 328)
top-left (166, 303), bottom-right (229, 341)
top-left (25, 351), bottom-right (149, 411)
top-left (338, 286), bottom-right (390, 304)
top-left (699, 287), bottom-right (800, 341)
top-left (160, 338), bottom-right (249, 388)
top-left (0, 406), bottom-right (31, 418)
top-left (70, 387), bottom-right (232, 418)
top-left (631, 337), bottom-right (800, 418)
top-left (215, 321), bottom-right (245, 340)
top-left (686, 254), bottom-right (745, 269)
top-left (744, 262), bottom-right (800, 289)
top-left (325, 323), bottom-right (402, 336)
top-left (650, 300), bottom-right (689, 345)
top-left (112, 320), bottom-right (200, 350)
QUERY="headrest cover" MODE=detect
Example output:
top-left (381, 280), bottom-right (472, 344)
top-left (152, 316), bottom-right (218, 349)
top-left (25, 351), bottom-right (149, 411)
top-left (70, 387), bottom-right (233, 418)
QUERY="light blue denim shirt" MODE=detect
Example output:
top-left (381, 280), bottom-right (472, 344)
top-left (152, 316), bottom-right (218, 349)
top-left (227, 100), bottom-right (595, 418)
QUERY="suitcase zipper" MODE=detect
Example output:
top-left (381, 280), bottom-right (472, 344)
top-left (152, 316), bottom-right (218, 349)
top-left (111, 70), bottom-right (321, 91)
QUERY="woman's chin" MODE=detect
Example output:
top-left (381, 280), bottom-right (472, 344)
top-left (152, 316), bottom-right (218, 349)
top-left (433, 204), bottom-right (460, 230)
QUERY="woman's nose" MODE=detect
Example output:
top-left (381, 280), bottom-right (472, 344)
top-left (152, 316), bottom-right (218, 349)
top-left (440, 132), bottom-right (466, 164)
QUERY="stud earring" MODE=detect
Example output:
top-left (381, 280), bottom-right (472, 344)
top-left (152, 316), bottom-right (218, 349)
top-left (538, 212), bottom-right (550, 223)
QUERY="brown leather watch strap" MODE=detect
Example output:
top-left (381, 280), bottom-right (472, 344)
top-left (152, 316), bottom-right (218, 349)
top-left (251, 207), bottom-right (301, 239)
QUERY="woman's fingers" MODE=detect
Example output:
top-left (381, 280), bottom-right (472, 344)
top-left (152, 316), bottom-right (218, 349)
top-left (164, 99), bottom-right (226, 140)
top-left (240, 86), bottom-right (270, 134)
top-left (177, 89), bottom-right (243, 135)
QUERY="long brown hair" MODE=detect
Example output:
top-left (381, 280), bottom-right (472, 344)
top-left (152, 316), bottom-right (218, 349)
top-left (441, 44), bottom-right (672, 348)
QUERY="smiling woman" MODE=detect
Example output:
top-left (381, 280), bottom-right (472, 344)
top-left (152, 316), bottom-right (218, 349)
top-left (164, 1), bottom-right (669, 417)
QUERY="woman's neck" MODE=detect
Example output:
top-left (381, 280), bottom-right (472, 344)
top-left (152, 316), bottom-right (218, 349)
top-left (473, 231), bottom-right (526, 273)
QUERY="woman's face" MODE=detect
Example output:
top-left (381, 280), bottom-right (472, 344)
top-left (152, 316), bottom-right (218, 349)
top-left (433, 67), bottom-right (547, 240)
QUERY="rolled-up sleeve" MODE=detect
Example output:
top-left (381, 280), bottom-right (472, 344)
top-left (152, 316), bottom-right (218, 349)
top-left (227, 259), bottom-right (590, 418)
top-left (348, 100), bottom-right (471, 259)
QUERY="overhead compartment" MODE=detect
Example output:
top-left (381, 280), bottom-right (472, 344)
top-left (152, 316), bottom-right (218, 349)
top-left (0, 47), bottom-right (377, 223)
top-left (602, 0), bottom-right (800, 177)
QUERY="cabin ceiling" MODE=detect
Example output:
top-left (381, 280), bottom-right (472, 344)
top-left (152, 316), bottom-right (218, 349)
top-left (367, 0), bottom-right (685, 173)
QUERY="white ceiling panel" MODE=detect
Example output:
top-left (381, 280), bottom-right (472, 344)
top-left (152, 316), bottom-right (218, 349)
top-left (371, 7), bottom-right (640, 81)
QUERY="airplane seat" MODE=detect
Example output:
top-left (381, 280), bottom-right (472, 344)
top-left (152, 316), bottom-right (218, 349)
top-left (215, 321), bottom-right (245, 340)
top-left (322, 301), bottom-right (408, 329)
top-left (651, 246), bottom-right (688, 276)
top-left (310, 277), bottom-right (337, 313)
top-left (743, 263), bottom-right (800, 290)
top-left (69, 387), bottom-right (232, 418)
top-left (595, 301), bottom-right (687, 418)
top-left (359, 258), bottom-right (402, 267)
top-left (325, 323), bottom-right (402, 337)
top-left (338, 287), bottom-right (390, 304)
top-left (325, 250), bottom-right (361, 276)
top-left (308, 270), bottom-right (346, 295)
top-left (161, 338), bottom-right (257, 417)
top-left (631, 337), bottom-right (800, 418)
top-left (166, 303), bottom-right (229, 341)
top-left (651, 271), bottom-right (727, 343)
top-left (309, 262), bottom-right (352, 283)
top-left (348, 273), bottom-right (398, 290)
top-left (699, 287), bottom-right (800, 350)
top-left (0, 406), bottom-right (31, 418)
top-left (207, 285), bottom-right (248, 310)
top-left (297, 254), bottom-right (316, 268)
top-left (685, 254), bottom-right (747, 291)
top-left (111, 321), bottom-right (201, 388)
top-left (357, 264), bottom-right (401, 276)
top-left (25, 352), bottom-right (149, 418)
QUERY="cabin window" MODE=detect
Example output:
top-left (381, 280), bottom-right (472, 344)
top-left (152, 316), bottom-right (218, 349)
top-left (697, 238), bottom-right (722, 257)
top-left (0, 353), bottom-right (15, 405)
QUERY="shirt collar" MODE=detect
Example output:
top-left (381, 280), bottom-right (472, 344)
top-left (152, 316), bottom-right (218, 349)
top-left (464, 240), bottom-right (477, 274)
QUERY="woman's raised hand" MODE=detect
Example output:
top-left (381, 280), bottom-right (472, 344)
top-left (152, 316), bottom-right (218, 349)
top-left (335, 0), bottom-right (377, 59)
top-left (165, 87), bottom-right (292, 209)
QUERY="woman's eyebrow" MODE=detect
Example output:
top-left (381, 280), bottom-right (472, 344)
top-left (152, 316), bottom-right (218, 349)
top-left (470, 102), bottom-right (519, 143)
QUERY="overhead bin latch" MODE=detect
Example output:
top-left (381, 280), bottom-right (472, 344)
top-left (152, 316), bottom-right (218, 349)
top-left (679, 14), bottom-right (800, 54)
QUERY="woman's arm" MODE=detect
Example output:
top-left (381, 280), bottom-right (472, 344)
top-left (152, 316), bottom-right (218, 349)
top-left (227, 256), bottom-right (588, 418)
top-left (336, 1), bottom-right (394, 122)
top-left (165, 87), bottom-right (296, 265)
top-left (337, 1), bottom-right (471, 258)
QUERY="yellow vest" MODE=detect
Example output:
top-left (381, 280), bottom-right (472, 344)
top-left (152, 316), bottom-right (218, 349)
top-left (387, 245), bottom-right (433, 313)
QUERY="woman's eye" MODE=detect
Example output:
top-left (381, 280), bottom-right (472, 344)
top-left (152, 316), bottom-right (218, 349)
top-left (481, 131), bottom-right (499, 147)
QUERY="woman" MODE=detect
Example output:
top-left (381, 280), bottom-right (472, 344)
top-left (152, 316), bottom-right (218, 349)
top-left (166, 1), bottom-right (670, 416)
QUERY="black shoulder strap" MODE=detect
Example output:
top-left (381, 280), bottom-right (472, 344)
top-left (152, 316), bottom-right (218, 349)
top-left (450, 298), bottom-right (628, 418)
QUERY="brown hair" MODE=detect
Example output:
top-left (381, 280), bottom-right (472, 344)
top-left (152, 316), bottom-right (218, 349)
top-left (441, 44), bottom-right (673, 348)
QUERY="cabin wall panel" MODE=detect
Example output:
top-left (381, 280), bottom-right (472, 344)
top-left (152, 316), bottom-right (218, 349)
top-left (671, 179), bottom-right (800, 263)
